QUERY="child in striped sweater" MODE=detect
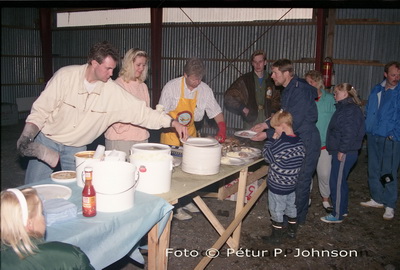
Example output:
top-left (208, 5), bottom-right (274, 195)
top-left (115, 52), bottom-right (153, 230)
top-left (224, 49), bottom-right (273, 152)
top-left (262, 110), bottom-right (306, 243)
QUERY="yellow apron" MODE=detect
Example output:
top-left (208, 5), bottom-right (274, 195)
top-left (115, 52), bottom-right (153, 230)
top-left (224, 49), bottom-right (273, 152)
top-left (160, 77), bottom-right (198, 146)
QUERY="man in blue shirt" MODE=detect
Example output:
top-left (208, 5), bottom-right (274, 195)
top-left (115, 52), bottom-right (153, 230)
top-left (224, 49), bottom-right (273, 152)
top-left (361, 61), bottom-right (400, 220)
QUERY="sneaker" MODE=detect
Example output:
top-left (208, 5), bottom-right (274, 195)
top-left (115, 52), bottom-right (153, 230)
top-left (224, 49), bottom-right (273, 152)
top-left (360, 199), bottom-right (384, 208)
top-left (320, 214), bottom-right (343, 224)
top-left (383, 207), bottom-right (394, 220)
top-left (173, 208), bottom-right (192, 220)
top-left (322, 201), bottom-right (331, 209)
top-left (183, 202), bottom-right (200, 213)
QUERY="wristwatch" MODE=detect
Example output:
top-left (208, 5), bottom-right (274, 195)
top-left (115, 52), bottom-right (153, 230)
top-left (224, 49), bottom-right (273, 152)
top-left (170, 118), bottom-right (175, 127)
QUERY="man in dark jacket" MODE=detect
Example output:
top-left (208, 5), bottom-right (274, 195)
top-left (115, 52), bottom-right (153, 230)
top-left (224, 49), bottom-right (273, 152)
top-left (252, 59), bottom-right (320, 225)
top-left (224, 50), bottom-right (281, 130)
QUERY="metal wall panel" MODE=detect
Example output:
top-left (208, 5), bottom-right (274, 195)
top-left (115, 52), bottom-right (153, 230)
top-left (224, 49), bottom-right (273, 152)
top-left (1, 7), bottom-right (39, 27)
top-left (337, 9), bottom-right (400, 21)
top-left (2, 7), bottom-right (399, 129)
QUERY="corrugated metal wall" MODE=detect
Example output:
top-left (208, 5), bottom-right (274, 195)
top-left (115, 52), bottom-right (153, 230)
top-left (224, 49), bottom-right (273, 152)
top-left (1, 8), bottom-right (43, 115)
top-left (2, 8), bottom-right (399, 137)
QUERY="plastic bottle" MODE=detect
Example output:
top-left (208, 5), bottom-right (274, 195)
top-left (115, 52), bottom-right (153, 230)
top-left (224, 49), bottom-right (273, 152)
top-left (82, 167), bottom-right (96, 217)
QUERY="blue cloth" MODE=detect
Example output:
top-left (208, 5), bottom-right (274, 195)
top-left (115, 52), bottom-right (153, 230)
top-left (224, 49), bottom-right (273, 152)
top-left (266, 75), bottom-right (320, 224)
top-left (23, 179), bottom-right (173, 270)
top-left (263, 132), bottom-right (305, 195)
top-left (268, 190), bottom-right (296, 223)
top-left (43, 198), bottom-right (77, 226)
top-left (367, 134), bottom-right (400, 209)
top-left (365, 80), bottom-right (400, 141)
top-left (326, 97), bottom-right (365, 155)
top-left (329, 152), bottom-right (358, 220)
top-left (25, 132), bottom-right (86, 184)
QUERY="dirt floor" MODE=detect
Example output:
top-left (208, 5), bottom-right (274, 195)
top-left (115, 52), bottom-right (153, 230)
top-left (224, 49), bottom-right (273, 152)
top-left (2, 121), bottom-right (399, 270)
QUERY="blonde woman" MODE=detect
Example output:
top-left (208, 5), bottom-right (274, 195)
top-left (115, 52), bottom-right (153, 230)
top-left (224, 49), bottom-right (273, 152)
top-left (305, 70), bottom-right (336, 212)
top-left (105, 49), bottom-right (151, 157)
top-left (321, 83), bottom-right (365, 223)
top-left (1, 188), bottom-right (94, 269)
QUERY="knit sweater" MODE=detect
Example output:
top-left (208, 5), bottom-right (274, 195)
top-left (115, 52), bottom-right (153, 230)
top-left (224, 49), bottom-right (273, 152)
top-left (263, 132), bottom-right (306, 195)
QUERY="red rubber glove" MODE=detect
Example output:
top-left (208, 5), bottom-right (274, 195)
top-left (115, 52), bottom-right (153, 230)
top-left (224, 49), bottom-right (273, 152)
top-left (216, 122), bottom-right (227, 143)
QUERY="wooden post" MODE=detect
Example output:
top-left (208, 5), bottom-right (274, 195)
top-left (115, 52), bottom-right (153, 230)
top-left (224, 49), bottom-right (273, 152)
top-left (150, 8), bottom-right (163, 108)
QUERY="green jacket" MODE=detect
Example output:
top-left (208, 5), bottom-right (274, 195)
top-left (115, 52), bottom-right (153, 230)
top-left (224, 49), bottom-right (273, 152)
top-left (1, 240), bottom-right (94, 270)
top-left (315, 89), bottom-right (336, 147)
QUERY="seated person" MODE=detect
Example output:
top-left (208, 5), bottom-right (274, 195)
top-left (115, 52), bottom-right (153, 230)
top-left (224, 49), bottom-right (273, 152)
top-left (1, 188), bottom-right (94, 270)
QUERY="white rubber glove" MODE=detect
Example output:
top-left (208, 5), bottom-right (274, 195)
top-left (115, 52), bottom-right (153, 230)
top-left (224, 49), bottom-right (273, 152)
top-left (17, 123), bottom-right (59, 168)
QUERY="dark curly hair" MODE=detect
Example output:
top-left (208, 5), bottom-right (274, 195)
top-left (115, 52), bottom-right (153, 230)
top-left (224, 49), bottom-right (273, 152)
top-left (87, 41), bottom-right (120, 65)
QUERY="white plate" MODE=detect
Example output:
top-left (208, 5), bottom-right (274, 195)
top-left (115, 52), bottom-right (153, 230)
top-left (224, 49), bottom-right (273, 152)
top-left (227, 151), bottom-right (257, 159)
top-left (221, 157), bottom-right (245, 166)
top-left (183, 137), bottom-right (219, 147)
top-left (32, 184), bottom-right (72, 200)
top-left (239, 147), bottom-right (262, 156)
top-left (234, 130), bottom-right (257, 139)
top-left (51, 171), bottom-right (77, 183)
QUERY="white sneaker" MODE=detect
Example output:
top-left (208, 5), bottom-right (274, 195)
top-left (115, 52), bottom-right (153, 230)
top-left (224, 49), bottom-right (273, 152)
top-left (360, 199), bottom-right (384, 208)
top-left (183, 202), bottom-right (200, 213)
top-left (322, 201), bottom-right (331, 209)
top-left (173, 208), bottom-right (192, 220)
top-left (383, 207), bottom-right (394, 220)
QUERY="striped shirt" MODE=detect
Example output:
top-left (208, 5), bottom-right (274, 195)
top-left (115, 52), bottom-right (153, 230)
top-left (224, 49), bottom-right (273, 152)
top-left (263, 132), bottom-right (306, 195)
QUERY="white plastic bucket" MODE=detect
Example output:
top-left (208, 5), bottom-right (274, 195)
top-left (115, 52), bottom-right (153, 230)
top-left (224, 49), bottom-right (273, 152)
top-left (75, 151), bottom-right (101, 188)
top-left (129, 152), bottom-right (173, 194)
top-left (92, 161), bottom-right (138, 212)
top-left (130, 143), bottom-right (171, 155)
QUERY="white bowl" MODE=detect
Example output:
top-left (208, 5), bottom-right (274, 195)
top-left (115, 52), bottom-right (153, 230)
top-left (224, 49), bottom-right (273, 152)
top-left (51, 171), bottom-right (77, 184)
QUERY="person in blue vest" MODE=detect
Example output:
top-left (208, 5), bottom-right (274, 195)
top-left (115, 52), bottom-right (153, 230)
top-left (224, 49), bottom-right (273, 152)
top-left (361, 61), bottom-right (400, 220)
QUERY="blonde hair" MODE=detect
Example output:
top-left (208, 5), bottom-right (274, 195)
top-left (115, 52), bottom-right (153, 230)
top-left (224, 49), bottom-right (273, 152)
top-left (119, 48), bottom-right (149, 83)
top-left (334, 83), bottom-right (362, 106)
top-left (304, 70), bottom-right (325, 90)
top-left (1, 188), bottom-right (43, 258)
top-left (270, 110), bottom-right (293, 128)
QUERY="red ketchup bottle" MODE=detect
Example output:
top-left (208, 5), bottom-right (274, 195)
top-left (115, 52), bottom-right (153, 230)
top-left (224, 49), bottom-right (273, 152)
top-left (82, 167), bottom-right (96, 217)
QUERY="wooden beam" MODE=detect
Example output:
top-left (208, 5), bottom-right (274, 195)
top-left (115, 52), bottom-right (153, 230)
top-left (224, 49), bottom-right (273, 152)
top-left (150, 8), bottom-right (163, 108)
top-left (39, 8), bottom-right (53, 83)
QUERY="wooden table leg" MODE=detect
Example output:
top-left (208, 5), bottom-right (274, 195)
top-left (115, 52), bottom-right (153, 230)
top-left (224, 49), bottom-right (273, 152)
top-left (193, 196), bottom-right (238, 249)
top-left (232, 167), bottom-right (248, 250)
top-left (194, 180), bottom-right (267, 270)
top-left (148, 211), bottom-right (173, 270)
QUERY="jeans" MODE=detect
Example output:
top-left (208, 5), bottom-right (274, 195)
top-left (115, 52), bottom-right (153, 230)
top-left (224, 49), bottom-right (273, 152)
top-left (25, 132), bottom-right (86, 184)
top-left (268, 190), bottom-right (296, 223)
top-left (367, 134), bottom-right (400, 209)
top-left (330, 151), bottom-right (358, 219)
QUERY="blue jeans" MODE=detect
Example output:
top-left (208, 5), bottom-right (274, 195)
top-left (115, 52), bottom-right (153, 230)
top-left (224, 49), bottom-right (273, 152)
top-left (330, 151), bottom-right (358, 219)
top-left (268, 190), bottom-right (296, 223)
top-left (367, 134), bottom-right (400, 209)
top-left (25, 132), bottom-right (86, 184)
